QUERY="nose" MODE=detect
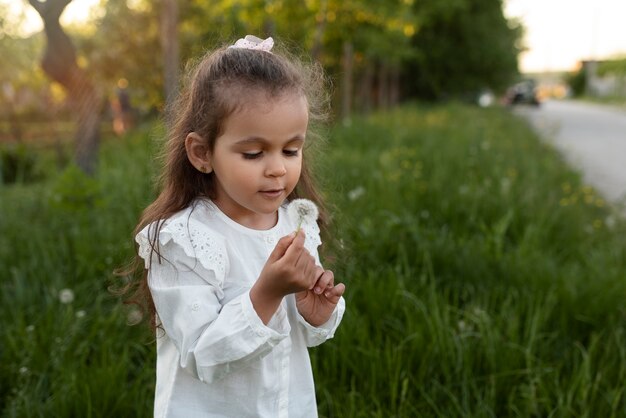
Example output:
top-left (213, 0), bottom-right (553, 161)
top-left (265, 155), bottom-right (287, 177)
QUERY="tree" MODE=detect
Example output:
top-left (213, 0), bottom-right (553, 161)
top-left (0, 10), bottom-right (46, 142)
top-left (28, 0), bottom-right (101, 175)
top-left (161, 0), bottom-right (179, 112)
top-left (406, 0), bottom-right (521, 99)
top-left (82, 0), bottom-right (162, 114)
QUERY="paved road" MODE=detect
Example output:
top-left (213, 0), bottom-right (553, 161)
top-left (514, 100), bottom-right (626, 204)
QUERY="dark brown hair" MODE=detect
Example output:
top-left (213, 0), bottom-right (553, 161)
top-left (117, 40), bottom-right (331, 329)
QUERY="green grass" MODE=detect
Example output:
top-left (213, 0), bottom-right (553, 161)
top-left (2, 104), bottom-right (626, 417)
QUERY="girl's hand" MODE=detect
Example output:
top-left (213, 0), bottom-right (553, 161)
top-left (295, 267), bottom-right (346, 327)
top-left (251, 231), bottom-right (320, 323)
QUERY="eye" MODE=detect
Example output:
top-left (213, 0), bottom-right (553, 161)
top-left (283, 149), bottom-right (300, 157)
top-left (242, 151), bottom-right (262, 160)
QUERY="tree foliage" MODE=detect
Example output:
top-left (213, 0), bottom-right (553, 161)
top-left (81, 0), bottom-right (162, 112)
top-left (4, 0), bottom-right (522, 123)
top-left (406, 0), bottom-right (522, 99)
top-left (597, 58), bottom-right (626, 77)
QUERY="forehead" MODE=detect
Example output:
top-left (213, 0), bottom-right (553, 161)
top-left (220, 92), bottom-right (309, 139)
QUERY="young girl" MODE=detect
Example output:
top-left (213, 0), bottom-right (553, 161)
top-left (130, 35), bottom-right (346, 417)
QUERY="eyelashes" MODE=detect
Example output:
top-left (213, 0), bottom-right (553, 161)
top-left (242, 150), bottom-right (300, 160)
top-left (242, 152), bottom-right (262, 160)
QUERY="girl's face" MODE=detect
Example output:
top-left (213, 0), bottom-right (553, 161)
top-left (209, 92), bottom-right (308, 230)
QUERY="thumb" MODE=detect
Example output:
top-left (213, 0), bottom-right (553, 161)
top-left (268, 232), bottom-right (297, 262)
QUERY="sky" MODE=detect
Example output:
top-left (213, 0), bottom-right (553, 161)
top-left (504, 0), bottom-right (626, 73)
top-left (1, 0), bottom-right (100, 33)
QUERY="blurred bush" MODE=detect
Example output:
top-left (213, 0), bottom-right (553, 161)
top-left (0, 143), bottom-right (42, 184)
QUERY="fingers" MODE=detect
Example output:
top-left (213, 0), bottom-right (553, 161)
top-left (299, 252), bottom-right (317, 288)
top-left (312, 269), bottom-right (334, 294)
top-left (282, 230), bottom-right (306, 263)
top-left (268, 232), bottom-right (297, 262)
top-left (324, 282), bottom-right (345, 303)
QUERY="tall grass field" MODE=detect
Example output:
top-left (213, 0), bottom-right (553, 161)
top-left (1, 104), bottom-right (626, 417)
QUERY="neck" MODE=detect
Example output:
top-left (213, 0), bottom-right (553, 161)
top-left (213, 199), bottom-right (278, 230)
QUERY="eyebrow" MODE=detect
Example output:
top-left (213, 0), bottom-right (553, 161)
top-left (233, 135), bottom-right (305, 146)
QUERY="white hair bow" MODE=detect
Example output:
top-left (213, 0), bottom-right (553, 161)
top-left (229, 35), bottom-right (274, 53)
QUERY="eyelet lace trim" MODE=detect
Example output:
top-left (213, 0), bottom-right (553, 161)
top-left (136, 217), bottom-right (228, 285)
top-left (302, 222), bottom-right (322, 255)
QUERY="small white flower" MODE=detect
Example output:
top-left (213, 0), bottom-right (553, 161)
top-left (605, 215), bottom-right (617, 230)
top-left (26, 325), bottom-right (35, 332)
top-left (19, 367), bottom-right (29, 375)
top-left (287, 199), bottom-right (319, 231)
top-left (500, 177), bottom-right (512, 194)
top-left (347, 186), bottom-right (365, 201)
top-left (58, 288), bottom-right (74, 304)
top-left (75, 310), bottom-right (86, 319)
top-left (458, 320), bottom-right (468, 332)
top-left (127, 309), bottom-right (143, 325)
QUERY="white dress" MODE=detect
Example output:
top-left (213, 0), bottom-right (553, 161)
top-left (135, 198), bottom-right (345, 418)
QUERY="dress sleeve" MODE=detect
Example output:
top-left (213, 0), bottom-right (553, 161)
top-left (296, 297), bottom-right (346, 347)
top-left (136, 218), bottom-right (291, 383)
top-left (295, 221), bottom-right (346, 347)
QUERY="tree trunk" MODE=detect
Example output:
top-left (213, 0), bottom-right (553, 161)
top-left (161, 0), bottom-right (180, 114)
top-left (359, 61), bottom-right (375, 114)
top-left (377, 62), bottom-right (389, 110)
top-left (340, 41), bottom-right (353, 121)
top-left (310, 0), bottom-right (327, 62)
top-left (29, 0), bottom-right (102, 175)
top-left (389, 64), bottom-right (400, 107)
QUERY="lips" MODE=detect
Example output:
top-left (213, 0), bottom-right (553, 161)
top-left (259, 188), bottom-right (284, 198)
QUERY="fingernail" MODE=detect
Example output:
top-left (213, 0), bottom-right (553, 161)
top-left (314, 286), bottom-right (322, 294)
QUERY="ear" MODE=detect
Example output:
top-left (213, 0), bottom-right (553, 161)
top-left (185, 132), bottom-right (213, 173)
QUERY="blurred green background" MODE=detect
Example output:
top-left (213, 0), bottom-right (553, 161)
top-left (2, 1), bottom-right (626, 417)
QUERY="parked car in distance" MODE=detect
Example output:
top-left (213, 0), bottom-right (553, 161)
top-left (504, 80), bottom-right (541, 106)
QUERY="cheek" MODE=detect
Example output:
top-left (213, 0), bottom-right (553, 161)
top-left (289, 159), bottom-right (303, 181)
top-left (237, 168), bottom-right (261, 185)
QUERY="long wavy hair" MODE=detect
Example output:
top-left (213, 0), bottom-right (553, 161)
top-left (116, 41), bottom-right (331, 330)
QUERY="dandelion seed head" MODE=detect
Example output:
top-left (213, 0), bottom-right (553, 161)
top-left (127, 309), bottom-right (143, 325)
top-left (75, 310), bottom-right (86, 319)
top-left (26, 325), bottom-right (35, 332)
top-left (287, 199), bottom-right (319, 227)
top-left (19, 367), bottom-right (28, 375)
top-left (58, 288), bottom-right (74, 304)
top-left (458, 320), bottom-right (468, 332)
top-left (347, 186), bottom-right (365, 201)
